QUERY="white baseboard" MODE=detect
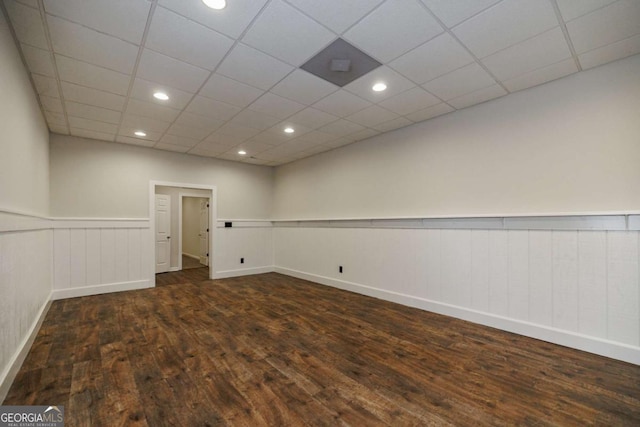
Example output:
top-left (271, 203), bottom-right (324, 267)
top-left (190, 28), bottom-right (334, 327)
top-left (0, 293), bottom-right (52, 402)
top-left (213, 266), bottom-right (274, 279)
top-left (51, 280), bottom-right (152, 300)
top-left (274, 267), bottom-right (640, 365)
top-left (168, 267), bottom-right (180, 272)
top-left (182, 252), bottom-right (199, 260)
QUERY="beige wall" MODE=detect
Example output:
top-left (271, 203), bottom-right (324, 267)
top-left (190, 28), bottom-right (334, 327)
top-left (0, 9), bottom-right (51, 398)
top-left (273, 55), bottom-right (640, 219)
top-left (50, 134), bottom-right (274, 219)
top-left (0, 10), bottom-right (49, 215)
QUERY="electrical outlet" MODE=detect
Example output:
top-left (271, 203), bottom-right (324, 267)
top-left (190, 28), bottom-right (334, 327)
top-left (339, 266), bottom-right (343, 273)
top-left (240, 257), bottom-right (244, 264)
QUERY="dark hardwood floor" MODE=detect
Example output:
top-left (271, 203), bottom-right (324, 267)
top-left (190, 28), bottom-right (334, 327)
top-left (4, 271), bottom-right (640, 426)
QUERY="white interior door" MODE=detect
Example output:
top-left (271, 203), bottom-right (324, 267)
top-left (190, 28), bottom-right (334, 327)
top-left (155, 194), bottom-right (171, 273)
top-left (199, 199), bottom-right (209, 266)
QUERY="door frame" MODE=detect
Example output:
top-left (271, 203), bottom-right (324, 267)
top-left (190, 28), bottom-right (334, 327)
top-left (149, 181), bottom-right (217, 286)
top-left (178, 191), bottom-right (210, 271)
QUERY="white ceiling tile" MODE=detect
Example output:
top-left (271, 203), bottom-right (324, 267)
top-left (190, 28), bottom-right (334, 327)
top-left (66, 101), bottom-right (121, 124)
top-left (55, 54), bottom-right (130, 95)
top-left (130, 78), bottom-right (194, 110)
top-left (503, 58), bottom-right (578, 92)
top-left (158, 134), bottom-right (201, 148)
top-left (348, 128), bottom-right (381, 142)
top-left (61, 82), bottom-right (126, 111)
top-left (154, 143), bottom-right (191, 153)
top-left (217, 44), bottom-right (294, 90)
top-left (174, 112), bottom-right (224, 133)
top-left (20, 44), bottom-right (55, 77)
top-left (287, 0), bottom-right (385, 34)
top-left (405, 102), bottom-right (454, 122)
top-left (186, 96), bottom-right (242, 121)
top-left (578, 34), bottom-right (640, 70)
top-left (68, 116), bottom-right (118, 134)
top-left (203, 131), bottom-right (250, 147)
top-left (40, 95), bottom-right (63, 113)
top-left (378, 87), bottom-right (441, 115)
top-left (166, 123), bottom-right (210, 140)
top-left (43, 0), bottom-right (150, 44)
top-left (312, 89), bottom-right (372, 117)
top-left (47, 15), bottom-right (138, 74)
top-left (242, 0), bottom-right (336, 66)
top-left (420, 0), bottom-right (501, 27)
top-left (188, 144), bottom-right (226, 157)
top-left (343, 66), bottom-right (415, 102)
top-left (556, 0), bottom-right (617, 21)
top-left (229, 110), bottom-right (281, 130)
top-left (125, 99), bottom-right (181, 123)
top-left (287, 107), bottom-right (339, 129)
top-left (121, 114), bottom-right (171, 133)
top-left (346, 105), bottom-right (399, 127)
top-left (389, 33), bottom-right (474, 84)
top-left (447, 84), bottom-right (506, 109)
top-left (137, 49), bottom-right (210, 94)
top-left (567, 0), bottom-right (640, 54)
top-left (318, 119), bottom-right (366, 137)
top-left (215, 123), bottom-right (262, 140)
top-left (116, 136), bottom-right (156, 147)
top-left (4, 1), bottom-right (48, 49)
top-left (482, 27), bottom-right (571, 81)
top-left (292, 130), bottom-right (338, 145)
top-left (239, 139), bottom-right (279, 153)
top-left (267, 121), bottom-right (313, 138)
top-left (422, 62), bottom-right (496, 100)
top-left (48, 123), bottom-right (69, 134)
top-left (344, 0), bottom-right (444, 62)
top-left (270, 70), bottom-right (338, 105)
top-left (146, 7), bottom-right (234, 71)
top-left (199, 74), bottom-right (264, 108)
top-left (158, 0), bottom-right (268, 39)
top-left (44, 110), bottom-right (66, 126)
top-left (452, 0), bottom-right (558, 58)
top-left (248, 93), bottom-right (306, 119)
top-left (32, 74), bottom-right (59, 98)
top-left (70, 127), bottom-right (115, 142)
top-left (371, 116), bottom-right (413, 132)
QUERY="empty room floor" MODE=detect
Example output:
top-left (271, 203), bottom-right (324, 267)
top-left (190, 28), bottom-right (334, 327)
top-left (4, 272), bottom-right (640, 426)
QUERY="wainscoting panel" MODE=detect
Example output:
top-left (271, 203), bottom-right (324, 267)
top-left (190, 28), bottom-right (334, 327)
top-left (0, 211), bottom-right (52, 401)
top-left (52, 221), bottom-right (152, 299)
top-left (273, 225), bottom-right (640, 364)
top-left (214, 221), bottom-right (273, 278)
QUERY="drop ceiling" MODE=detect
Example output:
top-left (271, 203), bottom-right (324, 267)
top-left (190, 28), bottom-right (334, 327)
top-left (2, 0), bottom-right (639, 166)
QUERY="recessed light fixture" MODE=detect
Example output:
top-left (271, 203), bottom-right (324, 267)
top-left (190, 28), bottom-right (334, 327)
top-left (284, 127), bottom-right (295, 134)
top-left (153, 91), bottom-right (169, 101)
top-left (134, 131), bottom-right (147, 137)
top-left (238, 150), bottom-right (247, 155)
top-left (202, 0), bottom-right (226, 10)
top-left (372, 82), bottom-right (387, 92)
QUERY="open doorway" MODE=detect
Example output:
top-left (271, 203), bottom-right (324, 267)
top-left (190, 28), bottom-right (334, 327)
top-left (180, 196), bottom-right (209, 270)
top-left (150, 181), bottom-right (217, 285)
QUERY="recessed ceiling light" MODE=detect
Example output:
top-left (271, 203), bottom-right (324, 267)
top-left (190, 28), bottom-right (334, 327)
top-left (153, 91), bottom-right (169, 101)
top-left (372, 82), bottom-right (387, 92)
top-left (202, 0), bottom-right (226, 10)
top-left (134, 131), bottom-right (147, 137)
top-left (238, 150), bottom-right (247, 155)
top-left (284, 127), bottom-right (295, 134)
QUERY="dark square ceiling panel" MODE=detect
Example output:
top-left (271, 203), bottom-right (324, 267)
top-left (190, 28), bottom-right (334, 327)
top-left (300, 38), bottom-right (382, 87)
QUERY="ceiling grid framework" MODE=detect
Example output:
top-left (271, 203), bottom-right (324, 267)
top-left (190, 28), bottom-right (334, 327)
top-left (1, 0), bottom-right (639, 166)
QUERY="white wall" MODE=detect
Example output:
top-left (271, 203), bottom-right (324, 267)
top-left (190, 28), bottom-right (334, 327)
top-left (50, 134), bottom-right (273, 219)
top-left (273, 55), bottom-right (640, 219)
top-left (0, 10), bottom-right (52, 400)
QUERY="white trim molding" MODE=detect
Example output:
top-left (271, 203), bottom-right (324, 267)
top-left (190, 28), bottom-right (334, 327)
top-left (51, 279), bottom-right (152, 300)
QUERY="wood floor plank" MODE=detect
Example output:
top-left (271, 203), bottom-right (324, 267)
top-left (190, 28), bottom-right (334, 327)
top-left (4, 271), bottom-right (640, 425)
